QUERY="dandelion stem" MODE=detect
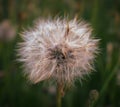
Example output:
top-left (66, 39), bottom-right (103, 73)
top-left (56, 82), bottom-right (63, 107)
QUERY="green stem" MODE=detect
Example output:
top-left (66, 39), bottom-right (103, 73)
top-left (57, 82), bottom-right (63, 107)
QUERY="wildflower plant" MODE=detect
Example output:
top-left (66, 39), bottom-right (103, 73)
top-left (17, 17), bottom-right (99, 107)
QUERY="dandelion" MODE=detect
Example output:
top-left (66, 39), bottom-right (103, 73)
top-left (18, 17), bottom-right (99, 86)
top-left (17, 17), bottom-right (99, 107)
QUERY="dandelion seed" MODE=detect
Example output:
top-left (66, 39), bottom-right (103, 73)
top-left (17, 18), bottom-right (99, 88)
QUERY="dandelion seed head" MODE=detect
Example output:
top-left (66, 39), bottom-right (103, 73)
top-left (18, 18), bottom-right (99, 87)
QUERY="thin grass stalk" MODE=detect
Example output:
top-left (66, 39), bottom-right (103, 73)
top-left (92, 52), bottom-right (120, 107)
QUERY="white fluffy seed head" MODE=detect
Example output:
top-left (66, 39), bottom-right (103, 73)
top-left (17, 18), bottom-right (99, 87)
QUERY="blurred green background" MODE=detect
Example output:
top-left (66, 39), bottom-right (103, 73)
top-left (0, 0), bottom-right (120, 107)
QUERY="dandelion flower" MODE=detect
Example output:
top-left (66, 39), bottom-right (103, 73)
top-left (18, 18), bottom-right (99, 88)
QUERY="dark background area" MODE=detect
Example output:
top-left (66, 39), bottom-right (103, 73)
top-left (0, 0), bottom-right (120, 107)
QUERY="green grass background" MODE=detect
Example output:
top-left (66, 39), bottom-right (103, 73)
top-left (0, 0), bottom-right (120, 107)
